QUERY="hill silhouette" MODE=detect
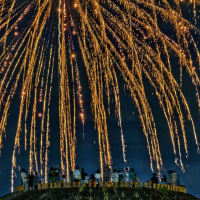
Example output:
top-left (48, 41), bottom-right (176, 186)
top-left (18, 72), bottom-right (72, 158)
top-left (1, 187), bottom-right (199, 200)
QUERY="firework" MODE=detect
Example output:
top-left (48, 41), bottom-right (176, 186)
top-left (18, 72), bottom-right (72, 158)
top-left (0, 0), bottom-right (200, 191)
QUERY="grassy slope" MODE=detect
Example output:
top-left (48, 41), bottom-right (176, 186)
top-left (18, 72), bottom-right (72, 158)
top-left (1, 188), bottom-right (199, 200)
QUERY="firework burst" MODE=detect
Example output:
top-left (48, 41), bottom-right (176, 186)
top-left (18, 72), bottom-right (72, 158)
top-left (0, 0), bottom-right (200, 191)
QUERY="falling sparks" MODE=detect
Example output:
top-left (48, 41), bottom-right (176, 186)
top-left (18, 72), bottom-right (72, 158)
top-left (0, 0), bottom-right (200, 192)
top-left (71, 48), bottom-right (85, 138)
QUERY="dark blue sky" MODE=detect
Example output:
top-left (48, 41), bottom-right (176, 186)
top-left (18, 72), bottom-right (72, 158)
top-left (0, 78), bottom-right (200, 198)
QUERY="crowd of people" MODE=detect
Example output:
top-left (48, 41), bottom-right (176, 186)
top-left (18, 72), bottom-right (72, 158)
top-left (20, 169), bottom-right (39, 190)
top-left (68, 166), bottom-right (139, 184)
top-left (20, 165), bottom-right (171, 191)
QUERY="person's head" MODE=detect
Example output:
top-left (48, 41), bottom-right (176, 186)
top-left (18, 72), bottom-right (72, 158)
top-left (114, 169), bottom-right (117, 173)
top-left (76, 166), bottom-right (79, 170)
top-left (50, 167), bottom-right (54, 171)
top-left (82, 168), bottom-right (84, 172)
top-left (62, 175), bottom-right (66, 178)
top-left (118, 170), bottom-right (121, 173)
top-left (35, 172), bottom-right (38, 176)
top-left (131, 168), bottom-right (135, 172)
top-left (21, 168), bottom-right (25, 172)
top-left (153, 173), bottom-right (157, 177)
top-left (90, 173), bottom-right (94, 178)
top-left (96, 169), bottom-right (100, 173)
top-left (125, 167), bottom-right (129, 171)
top-left (163, 174), bottom-right (167, 178)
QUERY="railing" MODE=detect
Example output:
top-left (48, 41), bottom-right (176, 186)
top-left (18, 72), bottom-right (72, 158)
top-left (15, 181), bottom-right (186, 193)
top-left (15, 185), bottom-right (26, 191)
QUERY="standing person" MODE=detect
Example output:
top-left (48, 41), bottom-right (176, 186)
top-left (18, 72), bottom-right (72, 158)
top-left (104, 165), bottom-right (111, 182)
top-left (90, 174), bottom-right (95, 185)
top-left (130, 168), bottom-right (136, 182)
top-left (168, 171), bottom-right (178, 186)
top-left (161, 174), bottom-right (167, 184)
top-left (150, 173), bottom-right (159, 184)
top-left (61, 175), bottom-right (67, 186)
top-left (69, 171), bottom-right (74, 183)
top-left (81, 168), bottom-right (86, 183)
top-left (28, 172), bottom-right (35, 190)
top-left (21, 169), bottom-right (28, 190)
top-left (49, 167), bottom-right (55, 183)
top-left (34, 172), bottom-right (39, 189)
top-left (73, 166), bottom-right (81, 183)
top-left (85, 173), bottom-right (89, 184)
top-left (55, 166), bottom-right (60, 183)
top-left (135, 174), bottom-right (140, 183)
top-left (118, 170), bottom-right (123, 182)
top-left (112, 169), bottom-right (119, 183)
top-left (123, 168), bottom-right (130, 183)
top-left (95, 169), bottom-right (101, 183)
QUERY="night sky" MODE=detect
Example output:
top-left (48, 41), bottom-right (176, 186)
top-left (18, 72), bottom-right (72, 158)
top-left (0, 64), bottom-right (200, 198)
top-left (1, 1), bottom-right (200, 199)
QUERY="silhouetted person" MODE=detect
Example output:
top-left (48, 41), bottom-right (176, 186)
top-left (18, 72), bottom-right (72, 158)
top-left (135, 173), bottom-right (140, 183)
top-left (49, 167), bottom-right (55, 182)
top-left (55, 166), bottom-right (60, 182)
top-left (104, 165), bottom-right (111, 182)
top-left (81, 168), bottom-right (86, 183)
top-left (162, 174), bottom-right (167, 184)
top-left (118, 170), bottom-right (123, 182)
top-left (90, 173), bottom-right (95, 185)
top-left (150, 173), bottom-right (159, 184)
top-left (28, 172), bottom-right (35, 189)
top-left (61, 175), bottom-right (67, 185)
top-left (34, 172), bottom-right (39, 189)
top-left (70, 171), bottom-right (74, 182)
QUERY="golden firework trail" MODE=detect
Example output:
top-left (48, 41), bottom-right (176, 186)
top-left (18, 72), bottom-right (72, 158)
top-left (0, 0), bottom-right (200, 191)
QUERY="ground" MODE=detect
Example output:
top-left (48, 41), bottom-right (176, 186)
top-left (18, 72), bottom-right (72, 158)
top-left (1, 187), bottom-right (199, 200)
